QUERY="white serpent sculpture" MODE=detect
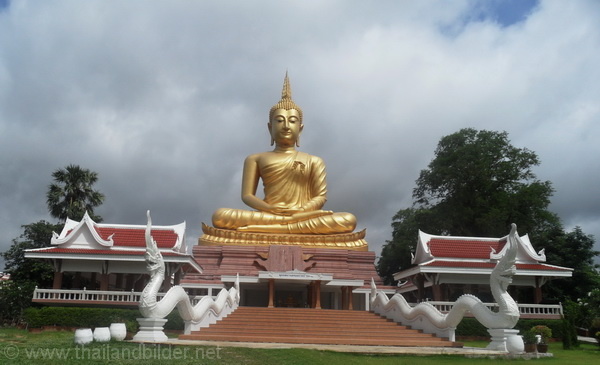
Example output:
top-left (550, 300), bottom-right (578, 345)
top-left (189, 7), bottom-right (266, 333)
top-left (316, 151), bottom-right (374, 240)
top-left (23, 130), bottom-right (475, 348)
top-left (371, 223), bottom-right (521, 345)
top-left (139, 211), bottom-right (239, 333)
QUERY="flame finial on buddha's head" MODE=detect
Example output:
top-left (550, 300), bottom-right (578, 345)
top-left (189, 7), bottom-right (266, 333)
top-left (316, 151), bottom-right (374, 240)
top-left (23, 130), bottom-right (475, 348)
top-left (269, 72), bottom-right (303, 122)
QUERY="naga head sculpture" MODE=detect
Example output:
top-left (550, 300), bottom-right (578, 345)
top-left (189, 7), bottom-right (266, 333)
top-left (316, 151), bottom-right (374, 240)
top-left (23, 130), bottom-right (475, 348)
top-left (144, 210), bottom-right (164, 276)
top-left (493, 224), bottom-right (519, 291)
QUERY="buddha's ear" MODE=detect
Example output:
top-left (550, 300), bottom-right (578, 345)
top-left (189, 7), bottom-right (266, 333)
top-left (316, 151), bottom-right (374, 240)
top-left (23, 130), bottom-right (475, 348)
top-left (268, 122), bottom-right (274, 146)
top-left (296, 123), bottom-right (304, 147)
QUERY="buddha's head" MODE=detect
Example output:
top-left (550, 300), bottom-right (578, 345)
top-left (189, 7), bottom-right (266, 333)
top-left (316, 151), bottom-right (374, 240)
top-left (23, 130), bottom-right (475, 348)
top-left (269, 73), bottom-right (304, 147)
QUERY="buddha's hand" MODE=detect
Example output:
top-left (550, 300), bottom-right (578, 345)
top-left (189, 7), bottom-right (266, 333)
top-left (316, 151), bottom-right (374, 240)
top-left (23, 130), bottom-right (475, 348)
top-left (284, 210), bottom-right (333, 224)
top-left (266, 203), bottom-right (303, 216)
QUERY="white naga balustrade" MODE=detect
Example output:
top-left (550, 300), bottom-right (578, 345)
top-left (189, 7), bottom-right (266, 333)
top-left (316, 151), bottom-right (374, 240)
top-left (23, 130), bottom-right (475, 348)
top-left (132, 211), bottom-right (240, 342)
top-left (371, 224), bottom-right (526, 354)
top-left (408, 301), bottom-right (563, 318)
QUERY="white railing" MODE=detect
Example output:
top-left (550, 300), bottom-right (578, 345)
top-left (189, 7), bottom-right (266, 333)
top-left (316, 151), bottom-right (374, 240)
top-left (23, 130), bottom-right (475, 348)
top-left (33, 288), bottom-right (563, 318)
top-left (32, 287), bottom-right (212, 306)
top-left (413, 301), bottom-right (563, 318)
top-left (33, 288), bottom-right (139, 302)
top-left (516, 303), bottom-right (564, 317)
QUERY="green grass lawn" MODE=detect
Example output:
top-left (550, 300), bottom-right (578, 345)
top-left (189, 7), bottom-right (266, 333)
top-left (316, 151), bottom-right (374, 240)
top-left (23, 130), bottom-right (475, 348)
top-left (0, 328), bottom-right (598, 365)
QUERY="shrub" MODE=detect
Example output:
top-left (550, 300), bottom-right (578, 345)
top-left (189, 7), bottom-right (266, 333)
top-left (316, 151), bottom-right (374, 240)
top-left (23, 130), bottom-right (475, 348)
top-left (0, 280), bottom-right (36, 325)
top-left (515, 319), bottom-right (563, 339)
top-left (562, 316), bottom-right (580, 349)
top-left (165, 309), bottom-right (184, 330)
top-left (531, 325), bottom-right (552, 344)
top-left (125, 320), bottom-right (138, 334)
top-left (522, 330), bottom-right (537, 345)
top-left (591, 317), bottom-right (600, 338)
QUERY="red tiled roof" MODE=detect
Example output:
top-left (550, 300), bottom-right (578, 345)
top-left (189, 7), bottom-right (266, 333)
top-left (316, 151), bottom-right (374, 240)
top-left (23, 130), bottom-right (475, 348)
top-left (94, 227), bottom-right (178, 248)
top-left (31, 247), bottom-right (186, 256)
top-left (427, 238), bottom-right (506, 259)
top-left (422, 260), bottom-right (570, 271)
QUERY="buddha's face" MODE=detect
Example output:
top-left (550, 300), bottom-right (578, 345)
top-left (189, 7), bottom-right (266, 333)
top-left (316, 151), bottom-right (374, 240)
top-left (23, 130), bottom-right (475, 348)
top-left (268, 108), bottom-right (303, 148)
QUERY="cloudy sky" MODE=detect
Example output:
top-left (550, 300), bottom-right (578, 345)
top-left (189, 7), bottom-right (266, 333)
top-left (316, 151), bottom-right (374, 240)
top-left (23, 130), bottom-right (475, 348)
top-left (1, 0), bottom-right (599, 271)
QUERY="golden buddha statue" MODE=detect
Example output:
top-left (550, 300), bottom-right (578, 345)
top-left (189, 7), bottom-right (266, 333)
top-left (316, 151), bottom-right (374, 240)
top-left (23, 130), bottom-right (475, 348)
top-left (201, 74), bottom-right (367, 250)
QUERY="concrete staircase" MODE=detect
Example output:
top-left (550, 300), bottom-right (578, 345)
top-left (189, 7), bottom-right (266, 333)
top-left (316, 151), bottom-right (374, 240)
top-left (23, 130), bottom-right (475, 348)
top-left (179, 306), bottom-right (463, 347)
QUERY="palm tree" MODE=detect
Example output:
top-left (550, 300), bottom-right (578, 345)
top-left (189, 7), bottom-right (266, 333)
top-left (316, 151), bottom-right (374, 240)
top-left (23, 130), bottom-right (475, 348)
top-left (46, 164), bottom-right (105, 222)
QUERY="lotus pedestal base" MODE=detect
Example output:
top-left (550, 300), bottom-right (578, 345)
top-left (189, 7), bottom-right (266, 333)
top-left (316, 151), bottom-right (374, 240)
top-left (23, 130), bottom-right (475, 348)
top-left (132, 318), bottom-right (168, 342)
top-left (486, 329), bottom-right (524, 354)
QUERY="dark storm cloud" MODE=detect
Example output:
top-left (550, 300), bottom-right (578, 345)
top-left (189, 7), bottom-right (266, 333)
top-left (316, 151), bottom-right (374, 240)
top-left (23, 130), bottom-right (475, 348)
top-left (1, 0), bottom-right (600, 271)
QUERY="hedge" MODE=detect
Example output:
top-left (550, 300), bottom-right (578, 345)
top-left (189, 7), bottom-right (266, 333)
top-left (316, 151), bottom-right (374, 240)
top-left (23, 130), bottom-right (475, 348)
top-left (456, 318), bottom-right (488, 337)
top-left (515, 319), bottom-right (565, 339)
top-left (23, 307), bottom-right (184, 332)
top-left (456, 317), bottom-right (564, 339)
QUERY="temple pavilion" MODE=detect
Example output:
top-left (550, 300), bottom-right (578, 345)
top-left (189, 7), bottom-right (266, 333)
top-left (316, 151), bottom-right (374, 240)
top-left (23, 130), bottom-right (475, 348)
top-left (393, 230), bottom-right (572, 305)
top-left (25, 212), bottom-right (202, 305)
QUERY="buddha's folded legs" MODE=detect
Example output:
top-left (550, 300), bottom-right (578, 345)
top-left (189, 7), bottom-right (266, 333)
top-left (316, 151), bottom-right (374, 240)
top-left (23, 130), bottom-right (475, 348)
top-left (213, 207), bottom-right (356, 234)
top-left (285, 212), bottom-right (357, 234)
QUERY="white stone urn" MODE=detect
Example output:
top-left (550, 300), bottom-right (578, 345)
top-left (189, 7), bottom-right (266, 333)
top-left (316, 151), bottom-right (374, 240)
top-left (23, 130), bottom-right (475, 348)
top-left (74, 328), bottom-right (93, 345)
top-left (109, 323), bottom-right (127, 341)
top-left (93, 327), bottom-right (111, 342)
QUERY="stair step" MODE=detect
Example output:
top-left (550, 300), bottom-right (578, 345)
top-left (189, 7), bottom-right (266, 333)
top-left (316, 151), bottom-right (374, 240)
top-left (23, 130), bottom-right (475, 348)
top-left (215, 318), bottom-right (404, 326)
top-left (199, 327), bottom-right (432, 336)
top-left (211, 320), bottom-right (415, 331)
top-left (180, 334), bottom-right (460, 347)
top-left (221, 313), bottom-right (394, 318)
top-left (234, 308), bottom-right (377, 313)
top-left (179, 306), bottom-right (463, 348)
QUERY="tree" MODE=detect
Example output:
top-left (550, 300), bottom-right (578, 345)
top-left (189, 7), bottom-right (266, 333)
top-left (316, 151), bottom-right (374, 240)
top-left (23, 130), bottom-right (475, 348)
top-left (1, 221), bottom-right (60, 324)
top-left (542, 227), bottom-right (600, 301)
top-left (413, 128), bottom-right (556, 237)
top-left (46, 164), bottom-right (105, 222)
top-left (0, 280), bottom-right (37, 325)
top-left (4, 165), bottom-right (104, 285)
top-left (1, 221), bottom-right (59, 286)
top-left (378, 208), bottom-right (440, 284)
top-left (1, 166), bottom-right (106, 324)
top-left (377, 128), bottom-right (574, 286)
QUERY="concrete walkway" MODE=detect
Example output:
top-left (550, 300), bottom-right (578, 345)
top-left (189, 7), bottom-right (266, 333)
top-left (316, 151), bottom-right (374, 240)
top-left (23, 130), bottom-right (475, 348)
top-left (157, 338), bottom-right (554, 359)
